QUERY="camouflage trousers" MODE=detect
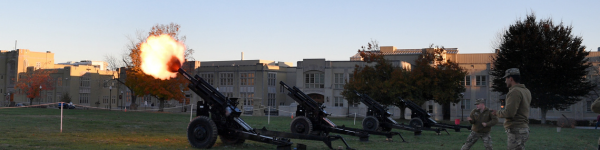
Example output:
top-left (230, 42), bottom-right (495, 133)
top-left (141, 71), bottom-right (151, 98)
top-left (461, 131), bottom-right (492, 150)
top-left (506, 128), bottom-right (529, 150)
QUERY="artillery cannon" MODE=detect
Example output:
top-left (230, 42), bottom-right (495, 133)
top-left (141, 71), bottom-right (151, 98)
top-left (353, 91), bottom-right (423, 136)
top-left (180, 69), bottom-right (353, 150)
top-left (400, 97), bottom-right (471, 133)
top-left (280, 81), bottom-right (405, 142)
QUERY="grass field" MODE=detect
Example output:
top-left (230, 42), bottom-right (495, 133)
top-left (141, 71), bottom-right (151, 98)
top-left (0, 108), bottom-right (598, 150)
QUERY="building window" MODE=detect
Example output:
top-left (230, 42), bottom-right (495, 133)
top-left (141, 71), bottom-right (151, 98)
top-left (103, 96), bottom-right (109, 103)
top-left (476, 75), bottom-right (486, 86)
top-left (268, 93), bottom-right (276, 108)
top-left (305, 73), bottom-right (324, 88)
top-left (47, 94), bottom-right (53, 103)
top-left (240, 72), bottom-right (255, 86)
top-left (36, 62), bottom-right (41, 69)
top-left (463, 76), bottom-right (471, 86)
top-left (200, 73), bottom-right (214, 85)
top-left (56, 92), bottom-right (62, 101)
top-left (348, 73), bottom-right (354, 82)
top-left (222, 92), bottom-right (233, 98)
top-left (268, 73), bottom-right (276, 86)
top-left (220, 73), bottom-right (233, 86)
top-left (334, 73), bottom-right (345, 89)
top-left (461, 99), bottom-right (471, 110)
top-left (587, 100), bottom-right (592, 112)
top-left (80, 75), bottom-right (90, 87)
top-left (241, 92), bottom-right (254, 106)
top-left (112, 96), bottom-right (116, 104)
top-left (79, 93), bottom-right (89, 103)
top-left (428, 104), bottom-right (433, 113)
top-left (334, 97), bottom-right (344, 107)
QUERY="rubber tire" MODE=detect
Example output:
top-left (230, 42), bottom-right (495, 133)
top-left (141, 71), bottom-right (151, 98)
top-left (219, 132), bottom-right (246, 145)
top-left (409, 118), bottom-right (424, 129)
top-left (187, 116), bottom-right (218, 148)
top-left (290, 116), bottom-right (313, 135)
top-left (362, 116), bottom-right (380, 131)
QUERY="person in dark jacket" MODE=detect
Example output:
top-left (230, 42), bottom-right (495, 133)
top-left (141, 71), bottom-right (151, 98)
top-left (461, 98), bottom-right (498, 150)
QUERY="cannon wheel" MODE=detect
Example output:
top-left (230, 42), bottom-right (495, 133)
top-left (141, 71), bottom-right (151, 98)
top-left (409, 118), bottom-right (423, 129)
top-left (362, 116), bottom-right (380, 131)
top-left (290, 116), bottom-right (313, 134)
top-left (187, 116), bottom-right (218, 148)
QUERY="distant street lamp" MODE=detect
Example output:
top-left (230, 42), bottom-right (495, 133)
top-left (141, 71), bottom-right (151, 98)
top-left (109, 86), bottom-right (112, 110)
top-left (39, 85), bottom-right (42, 105)
top-left (121, 91), bottom-right (123, 110)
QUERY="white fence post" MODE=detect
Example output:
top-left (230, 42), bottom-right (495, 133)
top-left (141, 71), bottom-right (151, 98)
top-left (354, 113), bottom-right (357, 125)
top-left (190, 104), bottom-right (194, 121)
top-left (60, 102), bottom-right (63, 133)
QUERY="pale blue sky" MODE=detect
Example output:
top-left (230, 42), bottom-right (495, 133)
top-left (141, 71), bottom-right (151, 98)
top-left (2, 0), bottom-right (599, 65)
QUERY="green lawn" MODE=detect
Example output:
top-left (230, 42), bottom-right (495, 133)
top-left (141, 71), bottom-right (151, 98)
top-left (0, 108), bottom-right (597, 150)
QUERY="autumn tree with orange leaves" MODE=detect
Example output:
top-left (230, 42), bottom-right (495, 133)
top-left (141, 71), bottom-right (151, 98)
top-left (15, 69), bottom-right (55, 105)
top-left (121, 23), bottom-right (193, 111)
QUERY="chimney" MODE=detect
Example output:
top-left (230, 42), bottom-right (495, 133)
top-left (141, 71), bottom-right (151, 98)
top-left (495, 49), bottom-right (500, 53)
top-left (241, 52), bottom-right (244, 61)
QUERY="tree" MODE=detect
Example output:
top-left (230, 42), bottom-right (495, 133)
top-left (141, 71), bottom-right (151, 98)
top-left (407, 45), bottom-right (467, 120)
top-left (14, 69), bottom-right (55, 105)
top-left (124, 23), bottom-right (191, 111)
top-left (342, 42), bottom-right (466, 120)
top-left (343, 40), bottom-right (410, 118)
top-left (60, 92), bottom-right (72, 103)
top-left (490, 13), bottom-right (595, 124)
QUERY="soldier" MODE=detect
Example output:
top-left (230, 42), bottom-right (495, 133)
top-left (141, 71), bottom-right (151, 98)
top-left (494, 68), bottom-right (532, 150)
top-left (461, 98), bottom-right (498, 150)
top-left (592, 97), bottom-right (600, 150)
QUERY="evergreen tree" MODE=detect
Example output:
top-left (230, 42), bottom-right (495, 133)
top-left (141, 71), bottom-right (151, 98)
top-left (490, 13), bottom-right (595, 124)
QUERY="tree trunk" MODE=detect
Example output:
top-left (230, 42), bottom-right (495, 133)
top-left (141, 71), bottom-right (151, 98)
top-left (442, 103), bottom-right (451, 121)
top-left (29, 98), bottom-right (33, 105)
top-left (399, 106), bottom-right (406, 120)
top-left (158, 98), bottom-right (165, 112)
top-left (540, 107), bottom-right (548, 124)
top-left (130, 95), bottom-right (138, 110)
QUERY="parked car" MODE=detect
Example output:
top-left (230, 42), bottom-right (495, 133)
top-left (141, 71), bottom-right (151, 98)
top-left (58, 103), bottom-right (76, 109)
top-left (14, 103), bottom-right (26, 107)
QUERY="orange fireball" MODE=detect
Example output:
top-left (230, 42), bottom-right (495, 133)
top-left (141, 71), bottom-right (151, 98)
top-left (140, 34), bottom-right (185, 80)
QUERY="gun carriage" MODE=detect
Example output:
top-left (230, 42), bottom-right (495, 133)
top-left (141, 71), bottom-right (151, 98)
top-left (180, 69), bottom-right (353, 150)
top-left (400, 97), bottom-right (471, 133)
top-left (353, 91), bottom-right (423, 136)
top-left (280, 81), bottom-right (406, 142)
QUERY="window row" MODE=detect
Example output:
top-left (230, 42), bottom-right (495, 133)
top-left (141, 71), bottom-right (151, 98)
top-left (462, 75), bottom-right (487, 86)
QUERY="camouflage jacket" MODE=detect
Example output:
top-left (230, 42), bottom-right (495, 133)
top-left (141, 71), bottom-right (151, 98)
top-left (497, 84), bottom-right (531, 129)
top-left (468, 107), bottom-right (498, 133)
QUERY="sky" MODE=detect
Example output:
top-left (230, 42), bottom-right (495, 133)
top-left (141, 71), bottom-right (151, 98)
top-left (2, 0), bottom-right (599, 66)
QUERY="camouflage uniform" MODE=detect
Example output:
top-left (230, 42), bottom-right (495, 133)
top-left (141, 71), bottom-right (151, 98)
top-left (496, 68), bottom-right (532, 150)
top-left (462, 132), bottom-right (492, 150)
top-left (591, 97), bottom-right (600, 150)
top-left (461, 99), bottom-right (498, 150)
